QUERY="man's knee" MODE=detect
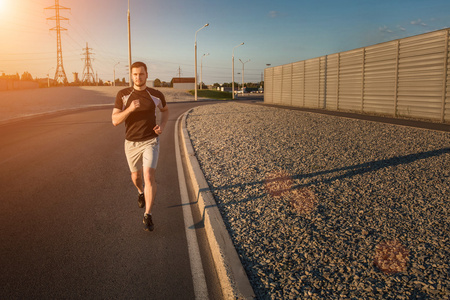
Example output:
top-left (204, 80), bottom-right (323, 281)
top-left (143, 168), bottom-right (156, 184)
top-left (131, 170), bottom-right (143, 181)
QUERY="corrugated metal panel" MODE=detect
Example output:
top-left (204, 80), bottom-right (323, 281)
top-left (304, 58), bottom-right (320, 108)
top-left (273, 66), bottom-right (283, 104)
top-left (338, 49), bottom-right (364, 111)
top-left (364, 41), bottom-right (397, 114)
top-left (264, 68), bottom-right (273, 104)
top-left (325, 54), bottom-right (339, 110)
top-left (319, 57), bottom-right (327, 109)
top-left (291, 61), bottom-right (304, 107)
top-left (446, 30), bottom-right (450, 122)
top-left (281, 64), bottom-right (292, 106)
top-left (264, 28), bottom-right (450, 123)
top-left (397, 30), bottom-right (446, 120)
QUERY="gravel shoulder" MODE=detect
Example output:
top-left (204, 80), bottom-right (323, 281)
top-left (185, 102), bottom-right (450, 299)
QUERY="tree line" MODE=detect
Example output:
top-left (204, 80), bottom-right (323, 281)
top-left (153, 78), bottom-right (263, 89)
top-left (1, 72), bottom-right (263, 89)
top-left (0, 72), bottom-right (34, 81)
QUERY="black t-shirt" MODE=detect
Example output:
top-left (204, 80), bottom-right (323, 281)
top-left (114, 87), bottom-right (166, 141)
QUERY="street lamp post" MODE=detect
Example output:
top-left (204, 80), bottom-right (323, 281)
top-left (194, 23), bottom-right (209, 101)
top-left (232, 42), bottom-right (244, 99)
top-left (113, 62), bottom-right (120, 86)
top-left (200, 53), bottom-right (209, 90)
top-left (237, 73), bottom-right (241, 91)
top-left (127, 0), bottom-right (132, 87)
top-left (47, 67), bottom-right (54, 88)
top-left (261, 63), bottom-right (271, 91)
top-left (239, 59), bottom-right (250, 93)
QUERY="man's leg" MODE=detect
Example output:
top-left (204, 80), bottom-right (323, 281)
top-left (141, 138), bottom-right (159, 231)
top-left (131, 170), bottom-right (146, 208)
top-left (131, 170), bottom-right (144, 194)
top-left (143, 167), bottom-right (157, 214)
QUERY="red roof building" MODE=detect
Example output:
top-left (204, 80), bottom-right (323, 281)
top-left (172, 77), bottom-right (195, 89)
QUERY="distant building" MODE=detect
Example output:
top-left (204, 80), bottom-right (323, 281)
top-left (172, 77), bottom-right (195, 90)
top-left (73, 72), bottom-right (80, 83)
top-left (0, 79), bottom-right (39, 91)
top-left (219, 86), bottom-right (232, 92)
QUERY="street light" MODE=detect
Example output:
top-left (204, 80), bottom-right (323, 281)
top-left (237, 73), bottom-right (241, 91)
top-left (239, 59), bottom-right (250, 94)
top-left (47, 67), bottom-right (54, 88)
top-left (261, 63), bottom-right (271, 91)
top-left (200, 53), bottom-right (209, 90)
top-left (232, 42), bottom-right (244, 99)
top-left (127, 0), bottom-right (132, 87)
top-left (194, 23), bottom-right (209, 101)
top-left (113, 62), bottom-right (120, 86)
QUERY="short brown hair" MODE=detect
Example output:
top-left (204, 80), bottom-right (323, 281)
top-left (131, 61), bottom-right (147, 73)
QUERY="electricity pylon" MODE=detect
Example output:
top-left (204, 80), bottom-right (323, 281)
top-left (81, 42), bottom-right (95, 85)
top-left (45, 0), bottom-right (70, 85)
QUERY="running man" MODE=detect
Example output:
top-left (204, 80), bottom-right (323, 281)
top-left (112, 61), bottom-right (169, 231)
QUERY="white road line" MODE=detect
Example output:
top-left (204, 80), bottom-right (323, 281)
top-left (175, 114), bottom-right (209, 300)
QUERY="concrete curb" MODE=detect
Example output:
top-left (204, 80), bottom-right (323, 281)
top-left (0, 104), bottom-right (113, 126)
top-left (178, 111), bottom-right (255, 300)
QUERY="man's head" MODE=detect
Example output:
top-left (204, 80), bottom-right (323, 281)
top-left (131, 61), bottom-right (148, 89)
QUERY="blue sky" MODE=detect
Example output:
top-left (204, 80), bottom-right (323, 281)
top-left (1, 0), bottom-right (449, 84)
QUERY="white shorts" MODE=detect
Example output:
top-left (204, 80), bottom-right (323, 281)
top-left (124, 137), bottom-right (160, 172)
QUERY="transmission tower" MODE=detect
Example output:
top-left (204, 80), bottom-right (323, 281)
top-left (81, 42), bottom-right (95, 84)
top-left (45, 0), bottom-right (70, 85)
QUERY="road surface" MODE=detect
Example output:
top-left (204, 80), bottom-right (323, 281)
top-left (0, 102), bottom-right (224, 299)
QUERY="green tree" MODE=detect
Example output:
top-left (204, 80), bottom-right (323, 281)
top-left (154, 78), bottom-right (161, 87)
top-left (21, 72), bottom-right (33, 81)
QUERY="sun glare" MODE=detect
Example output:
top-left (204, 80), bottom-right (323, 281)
top-left (0, 0), bottom-right (7, 15)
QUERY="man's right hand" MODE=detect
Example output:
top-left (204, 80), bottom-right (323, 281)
top-left (129, 99), bottom-right (140, 111)
top-left (112, 99), bottom-right (140, 126)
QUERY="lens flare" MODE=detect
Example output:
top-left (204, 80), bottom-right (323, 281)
top-left (0, 0), bottom-right (6, 14)
top-left (374, 239), bottom-right (409, 275)
top-left (264, 169), bottom-right (293, 198)
top-left (289, 188), bottom-right (318, 215)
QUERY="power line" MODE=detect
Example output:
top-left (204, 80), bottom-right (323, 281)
top-left (81, 42), bottom-right (95, 84)
top-left (45, 0), bottom-right (70, 84)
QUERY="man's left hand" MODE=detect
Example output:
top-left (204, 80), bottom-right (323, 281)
top-left (153, 125), bottom-right (163, 135)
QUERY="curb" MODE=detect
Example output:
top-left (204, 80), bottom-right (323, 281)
top-left (0, 104), bottom-right (113, 126)
top-left (178, 111), bottom-right (255, 300)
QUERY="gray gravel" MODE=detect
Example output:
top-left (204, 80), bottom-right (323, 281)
top-left (185, 103), bottom-right (450, 299)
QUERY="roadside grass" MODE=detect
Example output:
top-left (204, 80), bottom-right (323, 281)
top-left (188, 89), bottom-right (232, 100)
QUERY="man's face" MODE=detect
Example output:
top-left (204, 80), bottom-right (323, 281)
top-left (132, 66), bottom-right (148, 87)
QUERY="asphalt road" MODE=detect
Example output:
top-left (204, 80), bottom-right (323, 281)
top-left (0, 102), bottom-right (224, 299)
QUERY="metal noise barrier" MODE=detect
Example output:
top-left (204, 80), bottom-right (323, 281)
top-left (264, 28), bottom-right (450, 123)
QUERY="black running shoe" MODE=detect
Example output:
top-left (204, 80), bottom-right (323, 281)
top-left (138, 193), bottom-right (145, 208)
top-left (143, 214), bottom-right (154, 231)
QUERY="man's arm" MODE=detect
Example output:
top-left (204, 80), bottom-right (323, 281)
top-left (111, 100), bottom-right (140, 126)
top-left (153, 105), bottom-right (169, 135)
